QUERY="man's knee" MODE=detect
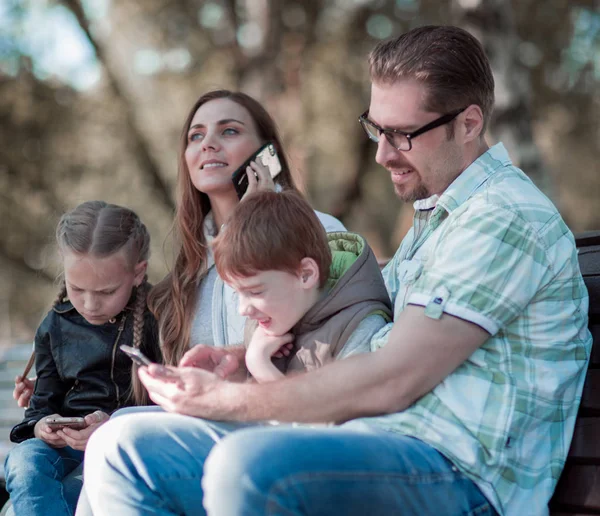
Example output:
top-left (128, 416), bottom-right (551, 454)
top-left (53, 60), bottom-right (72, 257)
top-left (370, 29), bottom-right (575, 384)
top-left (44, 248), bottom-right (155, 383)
top-left (203, 428), bottom-right (289, 490)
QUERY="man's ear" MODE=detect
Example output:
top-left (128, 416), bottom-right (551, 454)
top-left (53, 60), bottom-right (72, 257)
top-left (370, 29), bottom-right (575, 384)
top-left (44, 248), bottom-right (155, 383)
top-left (460, 104), bottom-right (484, 143)
top-left (133, 260), bottom-right (148, 287)
top-left (298, 257), bottom-right (320, 289)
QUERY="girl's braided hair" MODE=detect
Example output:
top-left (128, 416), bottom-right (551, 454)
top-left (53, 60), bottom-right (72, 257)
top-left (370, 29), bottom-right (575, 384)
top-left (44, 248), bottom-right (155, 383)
top-left (55, 200), bottom-right (152, 405)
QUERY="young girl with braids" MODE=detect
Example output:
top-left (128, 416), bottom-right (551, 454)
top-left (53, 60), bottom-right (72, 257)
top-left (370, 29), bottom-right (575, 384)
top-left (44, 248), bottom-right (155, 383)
top-left (4, 200), bottom-right (161, 516)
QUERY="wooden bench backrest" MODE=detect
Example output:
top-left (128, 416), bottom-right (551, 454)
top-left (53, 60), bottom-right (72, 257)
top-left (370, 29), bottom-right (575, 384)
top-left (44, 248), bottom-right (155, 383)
top-left (550, 232), bottom-right (600, 514)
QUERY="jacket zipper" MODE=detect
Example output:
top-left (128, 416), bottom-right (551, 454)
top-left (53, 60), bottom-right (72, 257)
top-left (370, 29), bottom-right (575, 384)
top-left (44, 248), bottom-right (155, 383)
top-left (110, 314), bottom-right (127, 409)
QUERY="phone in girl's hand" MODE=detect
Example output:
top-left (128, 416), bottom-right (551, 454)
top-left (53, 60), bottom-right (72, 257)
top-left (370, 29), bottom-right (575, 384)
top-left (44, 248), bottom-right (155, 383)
top-left (45, 416), bottom-right (87, 430)
top-left (119, 345), bottom-right (180, 379)
top-left (231, 142), bottom-right (282, 199)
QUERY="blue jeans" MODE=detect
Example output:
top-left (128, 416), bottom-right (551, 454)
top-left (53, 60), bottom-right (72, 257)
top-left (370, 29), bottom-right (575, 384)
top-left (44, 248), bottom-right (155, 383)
top-left (82, 408), bottom-right (496, 516)
top-left (4, 439), bottom-right (84, 516)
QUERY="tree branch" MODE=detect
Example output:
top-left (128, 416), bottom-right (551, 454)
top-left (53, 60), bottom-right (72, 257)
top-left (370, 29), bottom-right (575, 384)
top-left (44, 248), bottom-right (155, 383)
top-left (60, 0), bottom-right (175, 213)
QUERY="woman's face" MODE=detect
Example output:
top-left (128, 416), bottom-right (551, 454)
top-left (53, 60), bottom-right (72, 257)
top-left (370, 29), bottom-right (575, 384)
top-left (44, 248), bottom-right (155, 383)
top-left (185, 98), bottom-right (263, 196)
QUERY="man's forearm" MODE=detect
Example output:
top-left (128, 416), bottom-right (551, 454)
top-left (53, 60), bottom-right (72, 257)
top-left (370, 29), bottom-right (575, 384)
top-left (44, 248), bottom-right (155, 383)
top-left (204, 306), bottom-right (489, 424)
top-left (212, 350), bottom-right (394, 423)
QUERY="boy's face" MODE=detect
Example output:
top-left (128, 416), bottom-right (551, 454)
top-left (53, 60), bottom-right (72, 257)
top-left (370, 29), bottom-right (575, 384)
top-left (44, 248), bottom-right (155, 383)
top-left (230, 267), bottom-right (319, 337)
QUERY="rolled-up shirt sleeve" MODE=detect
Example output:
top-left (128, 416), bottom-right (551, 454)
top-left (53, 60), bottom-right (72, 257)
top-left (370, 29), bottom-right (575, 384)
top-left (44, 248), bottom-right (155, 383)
top-left (407, 203), bottom-right (552, 335)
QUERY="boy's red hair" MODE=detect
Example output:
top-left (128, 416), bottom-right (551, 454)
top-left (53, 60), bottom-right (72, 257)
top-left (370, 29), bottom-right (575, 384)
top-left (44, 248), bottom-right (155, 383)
top-left (213, 191), bottom-right (332, 288)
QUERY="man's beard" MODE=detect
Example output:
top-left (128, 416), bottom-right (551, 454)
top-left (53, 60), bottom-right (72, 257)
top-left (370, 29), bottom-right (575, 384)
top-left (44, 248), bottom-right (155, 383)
top-left (393, 181), bottom-right (430, 203)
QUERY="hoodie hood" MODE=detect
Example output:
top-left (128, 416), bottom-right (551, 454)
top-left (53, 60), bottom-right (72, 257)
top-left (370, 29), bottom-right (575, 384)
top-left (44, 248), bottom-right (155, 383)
top-left (285, 231), bottom-right (391, 372)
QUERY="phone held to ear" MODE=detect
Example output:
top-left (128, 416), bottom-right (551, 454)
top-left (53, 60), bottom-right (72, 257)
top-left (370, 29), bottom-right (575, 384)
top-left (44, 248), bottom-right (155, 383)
top-left (231, 142), bottom-right (282, 199)
top-left (119, 344), bottom-right (180, 379)
top-left (45, 416), bottom-right (87, 430)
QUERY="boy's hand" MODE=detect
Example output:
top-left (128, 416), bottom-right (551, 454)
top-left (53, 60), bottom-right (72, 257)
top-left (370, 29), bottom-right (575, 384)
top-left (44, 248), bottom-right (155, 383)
top-left (245, 328), bottom-right (294, 382)
top-left (56, 410), bottom-right (109, 451)
top-left (13, 375), bottom-right (35, 408)
top-left (247, 327), bottom-right (294, 361)
top-left (34, 414), bottom-right (67, 448)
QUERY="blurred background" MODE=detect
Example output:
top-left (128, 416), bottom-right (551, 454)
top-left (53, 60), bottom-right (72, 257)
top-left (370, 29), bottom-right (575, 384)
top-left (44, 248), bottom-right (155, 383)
top-left (0, 0), bottom-right (599, 344)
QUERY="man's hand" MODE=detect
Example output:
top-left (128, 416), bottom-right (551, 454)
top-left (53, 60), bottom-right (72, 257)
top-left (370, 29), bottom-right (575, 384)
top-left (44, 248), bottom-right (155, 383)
top-left (179, 345), bottom-right (240, 379)
top-left (139, 365), bottom-right (237, 419)
top-left (56, 410), bottom-right (109, 451)
top-left (13, 375), bottom-right (35, 408)
top-left (34, 414), bottom-right (67, 448)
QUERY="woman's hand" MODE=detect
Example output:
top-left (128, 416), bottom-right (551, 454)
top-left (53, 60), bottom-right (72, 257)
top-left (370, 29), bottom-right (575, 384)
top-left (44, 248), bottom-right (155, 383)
top-left (13, 375), bottom-right (35, 408)
top-left (56, 410), bottom-right (109, 451)
top-left (242, 160), bottom-right (276, 199)
top-left (34, 414), bottom-right (67, 448)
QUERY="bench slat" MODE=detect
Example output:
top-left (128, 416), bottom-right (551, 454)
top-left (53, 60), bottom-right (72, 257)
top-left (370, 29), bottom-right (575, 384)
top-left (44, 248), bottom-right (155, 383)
top-left (568, 417), bottom-right (600, 461)
top-left (551, 464), bottom-right (600, 511)
top-left (590, 322), bottom-right (600, 367)
top-left (580, 370), bottom-right (600, 414)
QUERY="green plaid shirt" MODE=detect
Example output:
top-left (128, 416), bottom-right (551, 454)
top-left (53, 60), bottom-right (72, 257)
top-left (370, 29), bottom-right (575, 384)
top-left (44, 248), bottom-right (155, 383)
top-left (364, 143), bottom-right (592, 515)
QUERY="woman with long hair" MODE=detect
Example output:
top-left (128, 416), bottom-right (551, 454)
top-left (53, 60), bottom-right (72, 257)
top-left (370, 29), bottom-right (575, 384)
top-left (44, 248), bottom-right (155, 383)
top-left (147, 90), bottom-right (344, 367)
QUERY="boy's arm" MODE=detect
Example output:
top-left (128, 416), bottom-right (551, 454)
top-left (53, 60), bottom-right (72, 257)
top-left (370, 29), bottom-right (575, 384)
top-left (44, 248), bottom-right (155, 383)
top-left (336, 314), bottom-right (388, 359)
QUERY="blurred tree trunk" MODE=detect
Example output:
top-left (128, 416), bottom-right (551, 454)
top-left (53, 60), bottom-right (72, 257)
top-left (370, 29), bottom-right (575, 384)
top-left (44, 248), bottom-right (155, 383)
top-left (448, 0), bottom-right (550, 194)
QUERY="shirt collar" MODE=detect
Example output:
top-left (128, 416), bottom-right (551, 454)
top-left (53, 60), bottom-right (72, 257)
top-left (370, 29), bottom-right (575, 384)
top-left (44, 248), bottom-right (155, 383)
top-left (412, 143), bottom-right (511, 214)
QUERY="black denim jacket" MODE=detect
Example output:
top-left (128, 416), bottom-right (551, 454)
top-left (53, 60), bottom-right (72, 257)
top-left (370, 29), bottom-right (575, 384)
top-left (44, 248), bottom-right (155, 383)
top-left (10, 299), bottom-right (161, 443)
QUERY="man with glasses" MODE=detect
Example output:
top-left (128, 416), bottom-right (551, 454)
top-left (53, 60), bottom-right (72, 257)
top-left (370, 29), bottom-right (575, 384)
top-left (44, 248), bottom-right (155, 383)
top-left (82, 26), bottom-right (591, 516)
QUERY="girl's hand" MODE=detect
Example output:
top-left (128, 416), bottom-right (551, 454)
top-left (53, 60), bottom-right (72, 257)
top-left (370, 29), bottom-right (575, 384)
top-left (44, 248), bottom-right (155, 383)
top-left (13, 375), bottom-right (35, 408)
top-left (242, 160), bottom-right (276, 199)
top-left (56, 410), bottom-right (109, 451)
top-left (34, 414), bottom-right (67, 448)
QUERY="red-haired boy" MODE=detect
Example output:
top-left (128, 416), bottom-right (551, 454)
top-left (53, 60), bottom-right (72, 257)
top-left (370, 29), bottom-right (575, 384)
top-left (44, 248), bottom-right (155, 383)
top-left (212, 190), bottom-right (391, 382)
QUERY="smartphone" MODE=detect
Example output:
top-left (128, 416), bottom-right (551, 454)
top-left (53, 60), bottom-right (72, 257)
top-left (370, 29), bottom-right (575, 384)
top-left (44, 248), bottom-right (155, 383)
top-left (231, 142), bottom-right (282, 199)
top-left (120, 344), bottom-right (153, 367)
top-left (120, 345), bottom-right (179, 378)
top-left (45, 416), bottom-right (87, 430)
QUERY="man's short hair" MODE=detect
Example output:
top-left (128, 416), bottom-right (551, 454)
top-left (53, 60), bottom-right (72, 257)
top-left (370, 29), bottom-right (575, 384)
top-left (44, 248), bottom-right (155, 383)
top-left (369, 25), bottom-right (495, 132)
top-left (213, 190), bottom-right (332, 289)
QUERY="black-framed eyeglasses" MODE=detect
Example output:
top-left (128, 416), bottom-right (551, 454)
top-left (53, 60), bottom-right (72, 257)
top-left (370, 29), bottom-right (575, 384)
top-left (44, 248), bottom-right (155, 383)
top-left (358, 107), bottom-right (467, 151)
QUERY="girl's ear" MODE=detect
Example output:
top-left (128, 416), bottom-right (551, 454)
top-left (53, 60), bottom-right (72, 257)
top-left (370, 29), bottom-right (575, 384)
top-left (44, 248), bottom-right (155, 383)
top-left (298, 257), bottom-right (319, 290)
top-left (133, 260), bottom-right (148, 287)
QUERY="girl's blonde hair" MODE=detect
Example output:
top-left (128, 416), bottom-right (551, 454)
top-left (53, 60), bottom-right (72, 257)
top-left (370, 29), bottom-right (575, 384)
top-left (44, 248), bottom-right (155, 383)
top-left (55, 200), bottom-right (152, 405)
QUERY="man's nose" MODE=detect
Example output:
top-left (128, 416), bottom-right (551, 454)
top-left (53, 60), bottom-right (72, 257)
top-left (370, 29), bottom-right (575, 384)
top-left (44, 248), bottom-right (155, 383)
top-left (375, 135), bottom-right (402, 168)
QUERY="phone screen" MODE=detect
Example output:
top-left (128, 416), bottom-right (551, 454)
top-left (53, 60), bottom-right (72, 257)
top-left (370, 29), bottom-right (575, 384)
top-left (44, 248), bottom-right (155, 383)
top-left (231, 142), bottom-right (282, 199)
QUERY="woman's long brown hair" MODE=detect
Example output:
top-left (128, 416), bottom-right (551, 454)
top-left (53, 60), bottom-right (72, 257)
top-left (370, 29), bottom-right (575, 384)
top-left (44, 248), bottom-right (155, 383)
top-left (147, 90), bottom-right (299, 365)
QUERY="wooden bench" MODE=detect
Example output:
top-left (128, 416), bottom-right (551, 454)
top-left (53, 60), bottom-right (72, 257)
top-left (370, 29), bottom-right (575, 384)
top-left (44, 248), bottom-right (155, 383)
top-left (549, 233), bottom-right (600, 514)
